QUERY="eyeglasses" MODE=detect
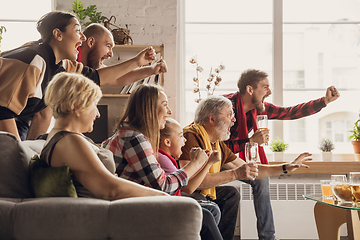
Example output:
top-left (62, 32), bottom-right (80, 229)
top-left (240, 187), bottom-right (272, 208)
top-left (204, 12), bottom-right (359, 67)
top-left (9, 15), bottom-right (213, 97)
top-left (220, 111), bottom-right (235, 119)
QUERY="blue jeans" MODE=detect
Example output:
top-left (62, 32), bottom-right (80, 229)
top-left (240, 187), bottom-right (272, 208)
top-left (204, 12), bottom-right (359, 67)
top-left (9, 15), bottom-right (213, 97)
top-left (198, 200), bottom-right (221, 225)
top-left (241, 177), bottom-right (275, 240)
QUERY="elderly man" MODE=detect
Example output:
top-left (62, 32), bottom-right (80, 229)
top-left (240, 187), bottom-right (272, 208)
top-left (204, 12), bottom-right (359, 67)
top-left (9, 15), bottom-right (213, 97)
top-left (221, 69), bottom-right (340, 239)
top-left (178, 95), bottom-right (312, 240)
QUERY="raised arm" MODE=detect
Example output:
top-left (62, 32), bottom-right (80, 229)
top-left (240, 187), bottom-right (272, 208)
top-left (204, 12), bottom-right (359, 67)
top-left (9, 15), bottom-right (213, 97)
top-left (97, 47), bottom-right (156, 86)
top-left (50, 134), bottom-right (167, 199)
top-left (104, 59), bottom-right (167, 87)
top-left (181, 150), bottom-right (220, 194)
top-left (256, 152), bottom-right (312, 179)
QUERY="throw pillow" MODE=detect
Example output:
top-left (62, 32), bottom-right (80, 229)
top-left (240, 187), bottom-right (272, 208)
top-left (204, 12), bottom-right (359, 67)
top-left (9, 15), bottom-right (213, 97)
top-left (29, 154), bottom-right (78, 198)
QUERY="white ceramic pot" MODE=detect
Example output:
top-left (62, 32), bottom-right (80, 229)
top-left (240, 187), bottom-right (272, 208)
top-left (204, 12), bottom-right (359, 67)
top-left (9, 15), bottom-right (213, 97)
top-left (322, 152), bottom-right (332, 162)
top-left (273, 152), bottom-right (284, 162)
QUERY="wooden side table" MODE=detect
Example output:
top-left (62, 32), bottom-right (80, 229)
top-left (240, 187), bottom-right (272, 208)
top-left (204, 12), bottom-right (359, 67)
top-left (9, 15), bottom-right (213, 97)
top-left (303, 194), bottom-right (360, 240)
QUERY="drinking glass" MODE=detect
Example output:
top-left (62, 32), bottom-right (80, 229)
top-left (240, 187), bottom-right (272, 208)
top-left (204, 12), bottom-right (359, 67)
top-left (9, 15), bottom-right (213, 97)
top-left (256, 115), bottom-right (268, 146)
top-left (330, 175), bottom-right (353, 203)
top-left (349, 172), bottom-right (360, 204)
top-left (320, 180), bottom-right (333, 200)
top-left (245, 142), bottom-right (258, 163)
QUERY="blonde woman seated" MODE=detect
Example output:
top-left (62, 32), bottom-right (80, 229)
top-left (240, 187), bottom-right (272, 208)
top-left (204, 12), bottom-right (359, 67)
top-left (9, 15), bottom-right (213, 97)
top-left (41, 72), bottom-right (166, 199)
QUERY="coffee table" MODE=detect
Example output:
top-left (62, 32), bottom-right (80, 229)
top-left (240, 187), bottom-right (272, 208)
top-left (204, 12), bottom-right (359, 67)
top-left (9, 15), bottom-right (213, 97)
top-left (303, 194), bottom-right (360, 240)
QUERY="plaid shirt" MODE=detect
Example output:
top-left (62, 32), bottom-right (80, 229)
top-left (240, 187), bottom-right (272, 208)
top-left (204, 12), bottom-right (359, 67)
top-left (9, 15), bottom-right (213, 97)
top-left (102, 129), bottom-right (188, 195)
top-left (223, 92), bottom-right (327, 154)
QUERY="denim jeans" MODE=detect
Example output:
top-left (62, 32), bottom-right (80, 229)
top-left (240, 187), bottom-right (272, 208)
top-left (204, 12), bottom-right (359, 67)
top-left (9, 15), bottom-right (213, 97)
top-left (183, 186), bottom-right (240, 240)
top-left (241, 177), bottom-right (276, 240)
top-left (198, 200), bottom-right (221, 225)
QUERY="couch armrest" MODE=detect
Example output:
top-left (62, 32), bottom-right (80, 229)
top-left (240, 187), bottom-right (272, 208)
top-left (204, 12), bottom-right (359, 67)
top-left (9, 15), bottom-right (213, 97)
top-left (0, 196), bottom-right (202, 240)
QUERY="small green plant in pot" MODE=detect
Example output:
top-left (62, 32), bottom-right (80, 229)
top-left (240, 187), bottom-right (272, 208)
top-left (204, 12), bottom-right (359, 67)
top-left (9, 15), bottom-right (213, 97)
top-left (319, 138), bottom-right (334, 161)
top-left (349, 112), bottom-right (360, 161)
top-left (270, 137), bottom-right (288, 162)
top-left (72, 0), bottom-right (107, 28)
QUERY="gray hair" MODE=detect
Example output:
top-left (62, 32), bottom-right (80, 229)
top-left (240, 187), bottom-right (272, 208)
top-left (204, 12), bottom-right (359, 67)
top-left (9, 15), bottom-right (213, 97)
top-left (194, 95), bottom-right (233, 125)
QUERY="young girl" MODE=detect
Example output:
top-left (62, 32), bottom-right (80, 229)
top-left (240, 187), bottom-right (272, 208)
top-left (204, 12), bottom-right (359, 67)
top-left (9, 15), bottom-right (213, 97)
top-left (102, 84), bottom-right (223, 240)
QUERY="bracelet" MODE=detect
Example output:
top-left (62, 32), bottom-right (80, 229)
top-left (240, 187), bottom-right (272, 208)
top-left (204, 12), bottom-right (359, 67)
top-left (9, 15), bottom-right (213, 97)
top-left (282, 164), bottom-right (288, 174)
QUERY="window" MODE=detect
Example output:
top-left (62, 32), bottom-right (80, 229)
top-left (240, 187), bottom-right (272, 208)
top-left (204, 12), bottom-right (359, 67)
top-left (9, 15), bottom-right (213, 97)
top-left (0, 0), bottom-right (53, 52)
top-left (184, 0), bottom-right (360, 154)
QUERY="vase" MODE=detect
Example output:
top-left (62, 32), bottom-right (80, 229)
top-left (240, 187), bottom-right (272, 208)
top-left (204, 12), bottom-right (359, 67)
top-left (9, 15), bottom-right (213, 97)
top-left (322, 152), bottom-right (332, 162)
top-left (273, 152), bottom-right (284, 162)
top-left (351, 140), bottom-right (360, 161)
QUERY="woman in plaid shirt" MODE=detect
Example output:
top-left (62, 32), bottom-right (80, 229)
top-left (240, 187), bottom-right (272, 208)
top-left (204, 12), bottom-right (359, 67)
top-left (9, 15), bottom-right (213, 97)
top-left (102, 84), bottom-right (213, 195)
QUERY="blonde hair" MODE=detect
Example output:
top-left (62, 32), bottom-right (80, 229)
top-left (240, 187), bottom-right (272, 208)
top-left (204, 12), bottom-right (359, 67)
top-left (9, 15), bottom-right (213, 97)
top-left (45, 72), bottom-right (102, 118)
top-left (116, 84), bottom-right (164, 154)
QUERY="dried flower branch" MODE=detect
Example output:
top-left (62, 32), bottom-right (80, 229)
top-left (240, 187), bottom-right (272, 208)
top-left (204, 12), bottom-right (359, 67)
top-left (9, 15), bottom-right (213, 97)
top-left (189, 56), bottom-right (225, 103)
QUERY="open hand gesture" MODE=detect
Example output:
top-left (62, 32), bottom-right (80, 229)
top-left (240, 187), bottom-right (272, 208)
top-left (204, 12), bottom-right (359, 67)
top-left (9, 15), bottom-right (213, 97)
top-left (286, 152), bottom-right (312, 173)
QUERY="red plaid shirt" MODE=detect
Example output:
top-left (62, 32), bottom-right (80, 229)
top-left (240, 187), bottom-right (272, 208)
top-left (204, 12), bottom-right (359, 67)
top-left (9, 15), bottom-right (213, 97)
top-left (223, 92), bottom-right (327, 154)
top-left (102, 129), bottom-right (188, 195)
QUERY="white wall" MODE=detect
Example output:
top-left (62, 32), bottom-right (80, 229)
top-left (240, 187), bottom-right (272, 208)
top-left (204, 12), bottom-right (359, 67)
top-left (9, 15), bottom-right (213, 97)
top-left (55, 0), bottom-right (180, 120)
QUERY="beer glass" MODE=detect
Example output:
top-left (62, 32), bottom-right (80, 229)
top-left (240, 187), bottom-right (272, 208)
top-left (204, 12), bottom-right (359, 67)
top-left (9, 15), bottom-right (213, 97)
top-left (256, 115), bottom-right (268, 146)
top-left (349, 172), bottom-right (360, 204)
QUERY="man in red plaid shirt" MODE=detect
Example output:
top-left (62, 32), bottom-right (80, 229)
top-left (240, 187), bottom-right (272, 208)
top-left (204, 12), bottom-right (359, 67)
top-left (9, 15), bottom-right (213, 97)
top-left (223, 68), bottom-right (340, 240)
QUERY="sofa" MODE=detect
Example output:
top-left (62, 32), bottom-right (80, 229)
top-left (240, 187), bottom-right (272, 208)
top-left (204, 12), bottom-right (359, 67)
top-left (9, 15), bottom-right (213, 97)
top-left (0, 131), bottom-right (202, 240)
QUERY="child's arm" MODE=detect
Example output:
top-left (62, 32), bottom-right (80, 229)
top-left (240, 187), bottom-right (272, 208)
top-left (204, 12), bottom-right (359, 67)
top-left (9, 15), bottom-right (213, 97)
top-left (181, 151), bottom-right (221, 194)
top-left (180, 148), bottom-right (209, 179)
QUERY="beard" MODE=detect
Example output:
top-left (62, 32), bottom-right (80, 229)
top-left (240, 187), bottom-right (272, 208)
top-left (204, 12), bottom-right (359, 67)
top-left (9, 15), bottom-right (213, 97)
top-left (251, 95), bottom-right (265, 113)
top-left (87, 48), bottom-right (101, 69)
top-left (214, 119), bottom-right (234, 141)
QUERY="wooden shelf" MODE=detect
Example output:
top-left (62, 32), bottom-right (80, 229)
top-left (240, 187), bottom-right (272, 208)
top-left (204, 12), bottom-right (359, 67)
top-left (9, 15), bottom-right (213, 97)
top-left (112, 44), bottom-right (165, 86)
top-left (112, 44), bottom-right (164, 56)
top-left (269, 161), bottom-right (360, 174)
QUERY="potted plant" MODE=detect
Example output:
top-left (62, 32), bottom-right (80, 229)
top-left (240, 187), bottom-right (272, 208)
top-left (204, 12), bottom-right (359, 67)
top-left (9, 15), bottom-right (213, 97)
top-left (72, 0), bottom-right (107, 28)
top-left (0, 26), bottom-right (6, 52)
top-left (349, 112), bottom-right (360, 161)
top-left (270, 137), bottom-right (289, 162)
top-left (318, 138), bottom-right (334, 161)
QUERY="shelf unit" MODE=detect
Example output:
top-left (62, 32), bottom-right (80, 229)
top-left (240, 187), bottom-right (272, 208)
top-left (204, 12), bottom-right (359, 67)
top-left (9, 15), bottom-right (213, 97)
top-left (98, 44), bottom-right (164, 138)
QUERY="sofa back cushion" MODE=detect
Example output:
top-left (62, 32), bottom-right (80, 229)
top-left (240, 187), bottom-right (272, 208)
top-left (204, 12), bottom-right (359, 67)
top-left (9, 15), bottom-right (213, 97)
top-left (0, 131), bottom-right (36, 198)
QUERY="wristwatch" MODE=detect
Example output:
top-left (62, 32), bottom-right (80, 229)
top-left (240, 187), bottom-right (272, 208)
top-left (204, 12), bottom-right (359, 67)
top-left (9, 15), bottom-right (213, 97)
top-left (282, 164), bottom-right (288, 174)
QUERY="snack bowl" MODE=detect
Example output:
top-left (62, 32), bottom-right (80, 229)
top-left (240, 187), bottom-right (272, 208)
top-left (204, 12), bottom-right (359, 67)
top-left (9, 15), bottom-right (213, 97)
top-left (331, 183), bottom-right (353, 202)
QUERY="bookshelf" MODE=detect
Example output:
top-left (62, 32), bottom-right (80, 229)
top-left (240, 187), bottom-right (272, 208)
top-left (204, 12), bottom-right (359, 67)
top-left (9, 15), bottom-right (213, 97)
top-left (99, 44), bottom-right (164, 136)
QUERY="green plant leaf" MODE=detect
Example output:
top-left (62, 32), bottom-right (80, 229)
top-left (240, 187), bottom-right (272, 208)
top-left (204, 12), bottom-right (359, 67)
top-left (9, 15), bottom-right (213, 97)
top-left (270, 137), bottom-right (289, 152)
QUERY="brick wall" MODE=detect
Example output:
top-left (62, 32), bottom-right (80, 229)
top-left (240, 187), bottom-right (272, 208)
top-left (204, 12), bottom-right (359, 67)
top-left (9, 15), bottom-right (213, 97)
top-left (55, 0), bottom-right (180, 122)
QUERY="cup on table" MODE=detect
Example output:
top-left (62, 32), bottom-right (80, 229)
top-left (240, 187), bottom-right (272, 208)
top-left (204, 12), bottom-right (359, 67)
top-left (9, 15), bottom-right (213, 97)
top-left (320, 180), bottom-right (333, 199)
top-left (256, 115), bottom-right (268, 146)
top-left (349, 172), bottom-right (360, 204)
top-left (330, 175), bottom-right (353, 203)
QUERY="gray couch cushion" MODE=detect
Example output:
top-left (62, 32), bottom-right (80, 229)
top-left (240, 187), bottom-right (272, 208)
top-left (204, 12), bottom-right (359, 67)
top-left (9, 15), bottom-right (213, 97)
top-left (108, 196), bottom-right (203, 240)
top-left (0, 132), bottom-right (36, 198)
top-left (0, 196), bottom-right (202, 240)
top-left (0, 198), bottom-right (17, 239)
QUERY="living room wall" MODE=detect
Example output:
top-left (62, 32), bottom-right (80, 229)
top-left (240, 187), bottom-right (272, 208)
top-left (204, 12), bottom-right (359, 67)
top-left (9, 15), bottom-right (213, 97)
top-left (55, 0), bottom-right (180, 132)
